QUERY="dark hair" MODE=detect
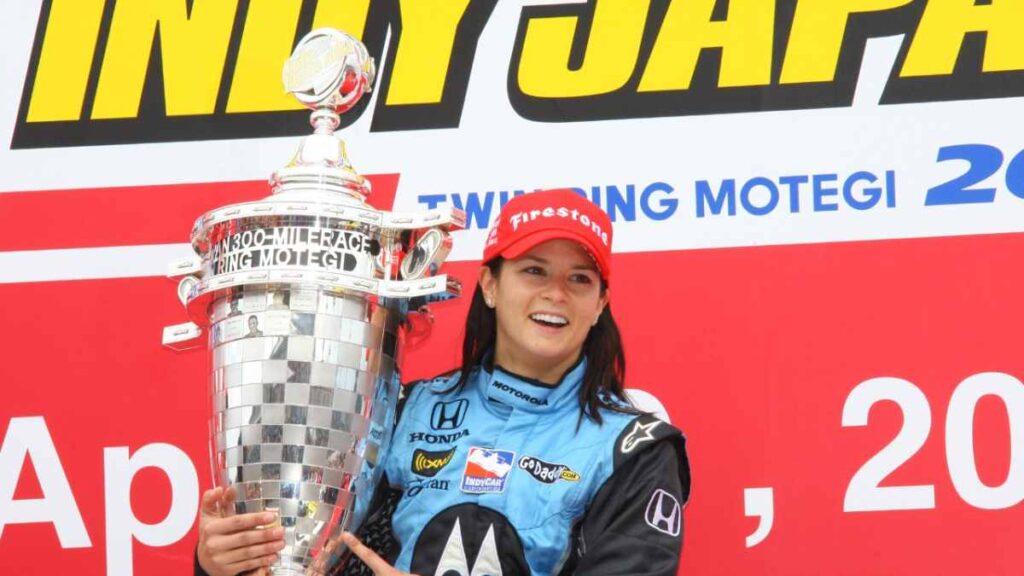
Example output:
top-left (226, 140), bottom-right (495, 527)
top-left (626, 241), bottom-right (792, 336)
top-left (452, 258), bottom-right (637, 424)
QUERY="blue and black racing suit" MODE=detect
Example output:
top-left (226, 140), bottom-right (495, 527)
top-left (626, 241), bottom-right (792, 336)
top-left (346, 357), bottom-right (691, 575)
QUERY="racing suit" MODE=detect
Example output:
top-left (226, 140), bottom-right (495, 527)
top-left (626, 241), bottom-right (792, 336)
top-left (349, 357), bottom-right (691, 575)
top-left (196, 357), bottom-right (691, 575)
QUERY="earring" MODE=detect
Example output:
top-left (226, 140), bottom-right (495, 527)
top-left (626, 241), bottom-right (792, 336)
top-left (592, 315), bottom-right (600, 326)
top-left (485, 297), bottom-right (495, 308)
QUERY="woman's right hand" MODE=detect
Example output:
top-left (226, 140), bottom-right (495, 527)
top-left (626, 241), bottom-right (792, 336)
top-left (196, 486), bottom-right (287, 576)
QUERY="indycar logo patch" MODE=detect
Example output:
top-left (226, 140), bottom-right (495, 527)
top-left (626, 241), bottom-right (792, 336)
top-left (461, 447), bottom-right (515, 494)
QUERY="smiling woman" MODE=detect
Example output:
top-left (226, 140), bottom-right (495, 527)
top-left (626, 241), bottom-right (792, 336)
top-left (194, 189), bottom-right (692, 576)
top-left (482, 239), bottom-right (609, 386)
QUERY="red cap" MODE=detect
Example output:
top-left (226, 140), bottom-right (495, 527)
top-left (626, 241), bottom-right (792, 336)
top-left (483, 189), bottom-right (613, 282)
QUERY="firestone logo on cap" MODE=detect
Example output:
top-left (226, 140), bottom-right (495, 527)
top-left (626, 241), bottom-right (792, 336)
top-left (507, 206), bottom-right (610, 246)
top-left (483, 189), bottom-right (613, 282)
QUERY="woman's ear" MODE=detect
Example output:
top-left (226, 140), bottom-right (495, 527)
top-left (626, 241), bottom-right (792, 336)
top-left (594, 289), bottom-right (610, 326)
top-left (479, 266), bottom-right (497, 308)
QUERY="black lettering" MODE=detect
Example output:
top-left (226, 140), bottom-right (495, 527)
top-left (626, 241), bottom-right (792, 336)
top-left (492, 382), bottom-right (547, 405)
top-left (409, 430), bottom-right (470, 444)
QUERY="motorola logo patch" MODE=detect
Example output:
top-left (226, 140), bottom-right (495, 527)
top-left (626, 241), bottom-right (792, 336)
top-left (431, 399), bottom-right (469, 430)
top-left (411, 504), bottom-right (529, 576)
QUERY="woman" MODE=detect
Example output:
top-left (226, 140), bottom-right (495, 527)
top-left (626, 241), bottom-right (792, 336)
top-left (196, 189), bottom-right (691, 575)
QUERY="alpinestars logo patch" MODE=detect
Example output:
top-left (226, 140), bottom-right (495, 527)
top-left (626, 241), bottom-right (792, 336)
top-left (621, 419), bottom-right (662, 454)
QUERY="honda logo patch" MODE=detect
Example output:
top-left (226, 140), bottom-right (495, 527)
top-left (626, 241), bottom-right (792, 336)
top-left (645, 489), bottom-right (682, 537)
top-left (431, 399), bottom-right (469, 430)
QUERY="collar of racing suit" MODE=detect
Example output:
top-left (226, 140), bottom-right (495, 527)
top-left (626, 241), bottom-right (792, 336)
top-left (477, 354), bottom-right (585, 414)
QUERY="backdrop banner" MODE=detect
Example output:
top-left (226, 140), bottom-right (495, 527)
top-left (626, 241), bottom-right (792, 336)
top-left (2, 1), bottom-right (1023, 575)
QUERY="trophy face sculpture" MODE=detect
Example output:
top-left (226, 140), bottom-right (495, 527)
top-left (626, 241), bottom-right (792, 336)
top-left (163, 29), bottom-right (463, 575)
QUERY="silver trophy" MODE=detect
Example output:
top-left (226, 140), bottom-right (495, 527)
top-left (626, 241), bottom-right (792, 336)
top-left (162, 29), bottom-right (463, 575)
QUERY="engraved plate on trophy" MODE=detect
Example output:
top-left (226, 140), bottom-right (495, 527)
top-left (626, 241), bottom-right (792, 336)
top-left (163, 28), bottom-right (464, 575)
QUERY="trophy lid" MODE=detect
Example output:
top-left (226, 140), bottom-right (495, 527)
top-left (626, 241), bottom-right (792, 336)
top-left (273, 28), bottom-right (377, 201)
top-left (283, 28), bottom-right (376, 116)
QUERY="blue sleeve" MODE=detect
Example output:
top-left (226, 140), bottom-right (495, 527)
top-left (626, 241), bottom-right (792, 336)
top-left (380, 381), bottom-right (421, 489)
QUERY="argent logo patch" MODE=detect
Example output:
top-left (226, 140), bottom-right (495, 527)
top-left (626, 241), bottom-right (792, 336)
top-left (407, 478), bottom-right (450, 498)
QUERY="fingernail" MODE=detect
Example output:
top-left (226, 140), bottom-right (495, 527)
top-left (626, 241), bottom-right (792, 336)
top-left (271, 527), bottom-right (284, 538)
top-left (261, 512), bottom-right (276, 523)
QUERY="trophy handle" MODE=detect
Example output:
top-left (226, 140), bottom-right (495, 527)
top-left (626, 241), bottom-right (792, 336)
top-left (161, 322), bottom-right (202, 350)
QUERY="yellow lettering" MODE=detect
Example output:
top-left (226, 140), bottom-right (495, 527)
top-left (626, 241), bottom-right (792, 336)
top-left (92, 0), bottom-right (238, 119)
top-left (227, 0), bottom-right (371, 113)
top-left (781, 0), bottom-right (912, 84)
top-left (386, 0), bottom-right (471, 105)
top-left (227, 0), bottom-right (302, 114)
top-left (517, 0), bottom-right (649, 98)
top-left (310, 0), bottom-right (371, 39)
top-left (902, 0), bottom-right (1024, 76)
top-left (639, 0), bottom-right (773, 91)
top-left (26, 0), bottom-right (105, 122)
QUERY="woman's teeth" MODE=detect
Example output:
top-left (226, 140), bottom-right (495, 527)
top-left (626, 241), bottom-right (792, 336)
top-left (530, 313), bottom-right (568, 326)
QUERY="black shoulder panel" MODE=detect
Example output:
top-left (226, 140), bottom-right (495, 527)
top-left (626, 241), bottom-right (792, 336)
top-left (613, 414), bottom-right (690, 505)
top-left (613, 414), bottom-right (680, 466)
